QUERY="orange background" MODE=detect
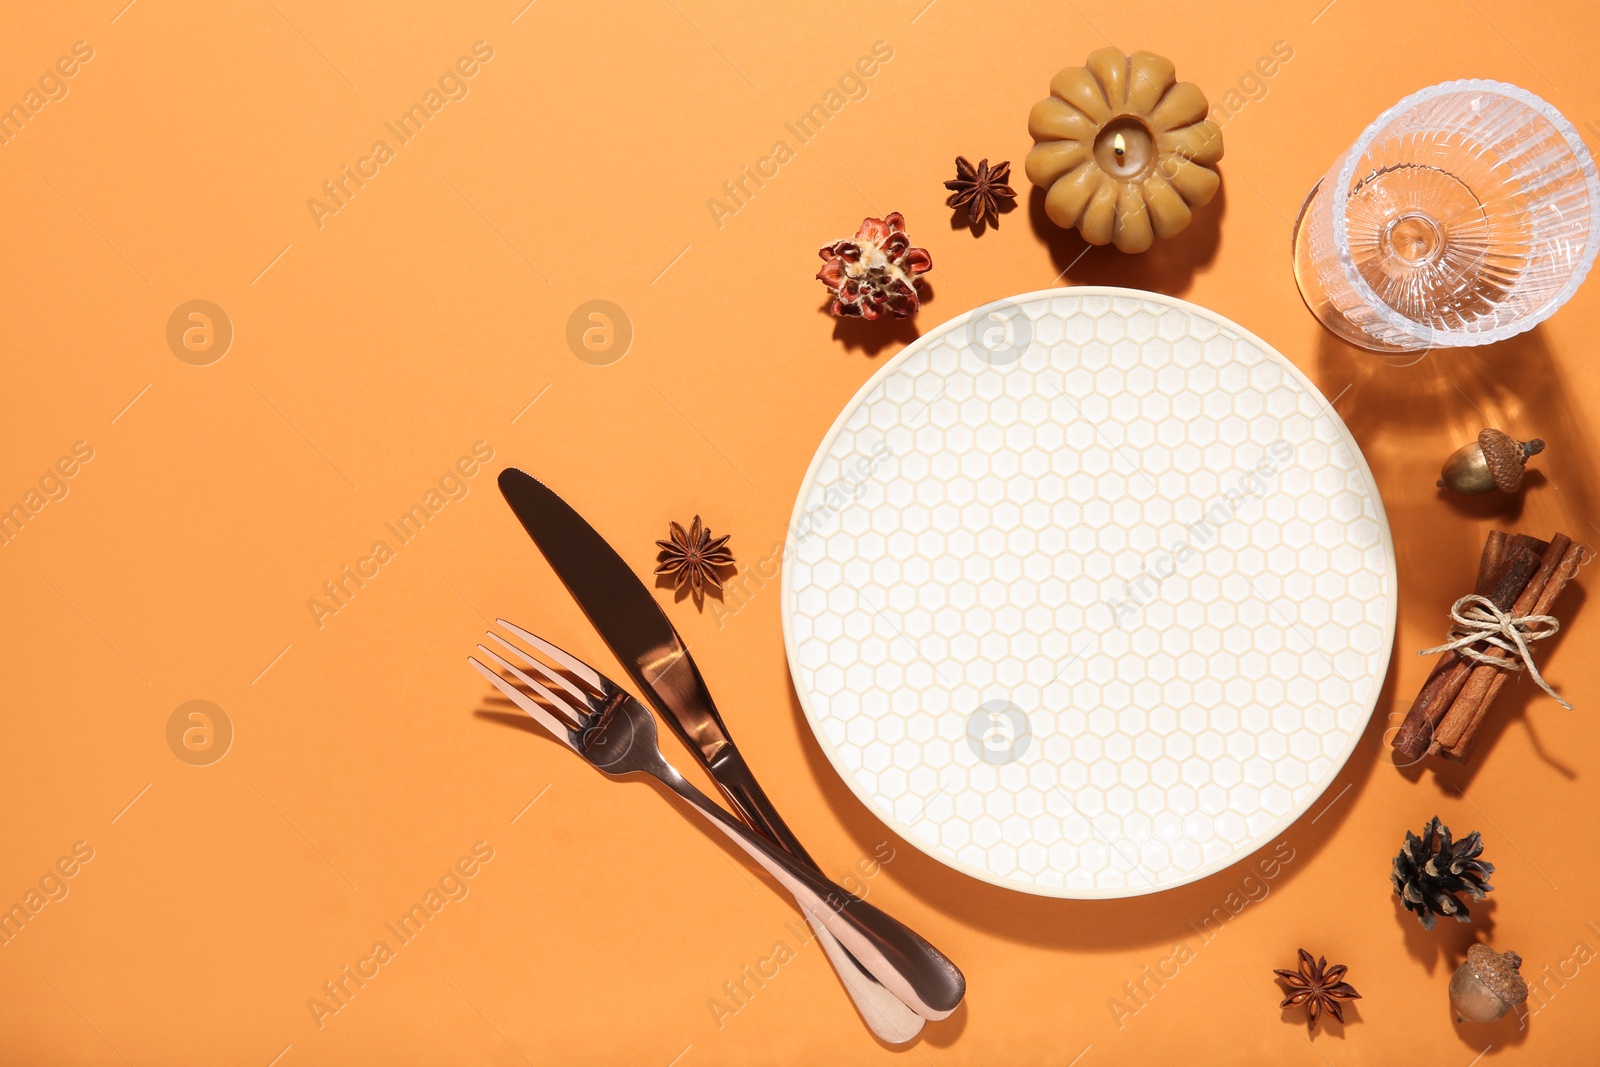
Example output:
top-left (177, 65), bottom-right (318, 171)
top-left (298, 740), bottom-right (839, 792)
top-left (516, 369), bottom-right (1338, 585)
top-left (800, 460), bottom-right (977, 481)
top-left (2, 1), bottom-right (1598, 1063)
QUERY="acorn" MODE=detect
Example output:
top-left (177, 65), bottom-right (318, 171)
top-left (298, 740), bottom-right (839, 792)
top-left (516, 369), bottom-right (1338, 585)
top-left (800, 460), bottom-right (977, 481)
top-left (1449, 944), bottom-right (1528, 1023)
top-left (1437, 429), bottom-right (1545, 495)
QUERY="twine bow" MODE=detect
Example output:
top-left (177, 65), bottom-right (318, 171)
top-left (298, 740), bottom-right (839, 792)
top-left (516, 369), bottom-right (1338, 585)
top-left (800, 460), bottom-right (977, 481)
top-left (1418, 594), bottom-right (1571, 709)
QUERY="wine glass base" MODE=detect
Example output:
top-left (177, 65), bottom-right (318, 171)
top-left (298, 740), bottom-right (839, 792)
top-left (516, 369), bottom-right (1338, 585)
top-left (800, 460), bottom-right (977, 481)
top-left (1291, 179), bottom-right (1416, 354)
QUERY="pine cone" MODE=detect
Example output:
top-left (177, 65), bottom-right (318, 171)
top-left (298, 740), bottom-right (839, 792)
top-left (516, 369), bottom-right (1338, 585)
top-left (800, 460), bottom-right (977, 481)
top-left (1391, 816), bottom-right (1495, 930)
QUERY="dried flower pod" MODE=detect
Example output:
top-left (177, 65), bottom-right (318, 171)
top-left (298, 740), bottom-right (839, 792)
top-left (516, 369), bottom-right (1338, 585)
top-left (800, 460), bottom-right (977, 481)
top-left (1450, 945), bottom-right (1528, 1023)
top-left (1438, 429), bottom-right (1545, 495)
top-left (816, 212), bottom-right (932, 319)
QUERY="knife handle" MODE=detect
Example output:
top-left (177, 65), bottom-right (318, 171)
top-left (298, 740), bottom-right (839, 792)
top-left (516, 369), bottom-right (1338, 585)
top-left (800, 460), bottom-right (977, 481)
top-left (649, 764), bottom-right (965, 1020)
top-left (706, 749), bottom-right (925, 1040)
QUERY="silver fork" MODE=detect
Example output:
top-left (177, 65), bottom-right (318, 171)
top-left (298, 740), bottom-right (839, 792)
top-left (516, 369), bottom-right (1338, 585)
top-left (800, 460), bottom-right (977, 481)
top-left (470, 620), bottom-right (966, 1022)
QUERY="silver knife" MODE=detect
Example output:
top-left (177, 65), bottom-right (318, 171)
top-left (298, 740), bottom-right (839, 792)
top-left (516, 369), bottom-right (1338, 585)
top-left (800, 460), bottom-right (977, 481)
top-left (496, 468), bottom-right (962, 1035)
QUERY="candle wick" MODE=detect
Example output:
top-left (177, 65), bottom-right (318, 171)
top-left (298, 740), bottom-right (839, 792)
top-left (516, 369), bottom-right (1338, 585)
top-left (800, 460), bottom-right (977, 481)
top-left (1113, 132), bottom-right (1126, 157)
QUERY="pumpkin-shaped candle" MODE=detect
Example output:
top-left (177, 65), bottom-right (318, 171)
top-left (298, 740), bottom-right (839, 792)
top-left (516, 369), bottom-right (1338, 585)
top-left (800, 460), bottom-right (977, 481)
top-left (1026, 47), bottom-right (1223, 253)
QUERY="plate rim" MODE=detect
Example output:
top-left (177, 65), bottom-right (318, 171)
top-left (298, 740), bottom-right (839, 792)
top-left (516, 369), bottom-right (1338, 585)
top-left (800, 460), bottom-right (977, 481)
top-left (780, 286), bottom-right (1397, 898)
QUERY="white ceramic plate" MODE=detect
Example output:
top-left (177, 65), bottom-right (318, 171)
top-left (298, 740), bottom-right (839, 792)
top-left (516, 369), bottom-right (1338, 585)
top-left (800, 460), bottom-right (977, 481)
top-left (782, 288), bottom-right (1395, 898)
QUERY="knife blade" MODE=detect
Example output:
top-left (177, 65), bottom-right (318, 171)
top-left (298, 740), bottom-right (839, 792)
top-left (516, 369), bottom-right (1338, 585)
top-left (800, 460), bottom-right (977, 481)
top-left (496, 467), bottom-right (812, 860)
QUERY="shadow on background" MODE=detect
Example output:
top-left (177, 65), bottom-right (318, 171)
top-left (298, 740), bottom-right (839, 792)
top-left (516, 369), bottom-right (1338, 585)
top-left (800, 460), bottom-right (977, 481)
top-left (1316, 325), bottom-right (1598, 787)
top-left (827, 303), bottom-right (927, 357)
top-left (948, 198), bottom-right (1020, 237)
top-left (475, 689), bottom-right (964, 1049)
top-left (785, 674), bottom-right (1388, 954)
top-left (1026, 181), bottom-right (1226, 296)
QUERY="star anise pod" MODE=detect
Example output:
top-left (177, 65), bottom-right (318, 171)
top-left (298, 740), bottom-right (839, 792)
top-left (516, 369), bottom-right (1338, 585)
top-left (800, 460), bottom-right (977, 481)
top-left (655, 516), bottom-right (734, 600)
top-left (1273, 949), bottom-right (1361, 1032)
top-left (943, 156), bottom-right (1016, 227)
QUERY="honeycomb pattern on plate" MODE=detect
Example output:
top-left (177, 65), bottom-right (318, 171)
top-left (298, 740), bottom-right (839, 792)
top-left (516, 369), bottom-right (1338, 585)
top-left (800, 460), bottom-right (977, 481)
top-left (782, 289), bottom-right (1395, 897)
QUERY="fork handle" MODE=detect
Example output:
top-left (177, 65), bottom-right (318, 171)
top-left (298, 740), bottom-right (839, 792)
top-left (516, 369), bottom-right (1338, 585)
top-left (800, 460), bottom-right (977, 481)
top-left (708, 751), bottom-right (924, 1042)
top-left (650, 768), bottom-right (965, 1020)
top-left (803, 914), bottom-right (926, 1042)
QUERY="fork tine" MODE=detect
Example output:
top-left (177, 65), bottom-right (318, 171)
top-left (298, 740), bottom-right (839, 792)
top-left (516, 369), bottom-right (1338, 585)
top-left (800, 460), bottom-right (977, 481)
top-left (469, 656), bottom-right (582, 746)
top-left (473, 644), bottom-right (583, 731)
top-left (496, 646), bottom-right (598, 713)
top-left (496, 619), bottom-right (605, 690)
top-left (486, 630), bottom-right (594, 705)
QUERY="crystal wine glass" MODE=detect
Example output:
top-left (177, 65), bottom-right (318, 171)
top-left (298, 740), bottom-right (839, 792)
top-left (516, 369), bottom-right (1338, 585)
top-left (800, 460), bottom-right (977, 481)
top-left (1293, 80), bottom-right (1599, 353)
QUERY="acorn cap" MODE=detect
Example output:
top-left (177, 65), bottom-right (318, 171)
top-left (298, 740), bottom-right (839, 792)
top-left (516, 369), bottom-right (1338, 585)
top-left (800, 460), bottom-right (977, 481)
top-left (1479, 429), bottom-right (1545, 493)
top-left (1466, 944), bottom-right (1528, 1006)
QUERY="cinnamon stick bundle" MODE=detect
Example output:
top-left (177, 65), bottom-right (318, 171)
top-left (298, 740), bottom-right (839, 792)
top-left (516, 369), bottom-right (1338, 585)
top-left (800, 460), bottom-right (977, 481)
top-left (1391, 533), bottom-right (1544, 761)
top-left (1392, 529), bottom-right (1588, 764)
top-left (1433, 535), bottom-right (1586, 761)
